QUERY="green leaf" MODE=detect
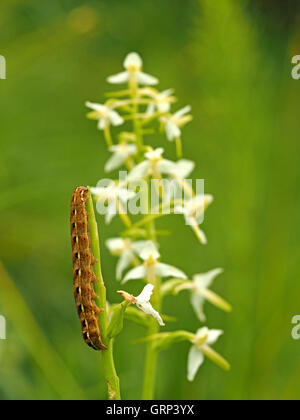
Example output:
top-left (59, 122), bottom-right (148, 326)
top-left (106, 302), bottom-right (129, 339)
top-left (137, 330), bottom-right (195, 351)
top-left (124, 306), bottom-right (151, 328)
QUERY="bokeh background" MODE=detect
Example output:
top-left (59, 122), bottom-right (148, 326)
top-left (0, 0), bottom-right (300, 400)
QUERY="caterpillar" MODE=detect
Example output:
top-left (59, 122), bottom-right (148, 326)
top-left (70, 186), bottom-right (107, 350)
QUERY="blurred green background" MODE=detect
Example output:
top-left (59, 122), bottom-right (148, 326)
top-left (0, 0), bottom-right (300, 400)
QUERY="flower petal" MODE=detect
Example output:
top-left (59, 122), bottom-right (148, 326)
top-left (98, 118), bottom-right (107, 130)
top-left (173, 160), bottom-right (195, 179)
top-left (116, 250), bottom-right (133, 281)
top-left (107, 71), bottom-right (129, 84)
top-left (128, 161), bottom-right (149, 181)
top-left (105, 150), bottom-right (127, 173)
top-left (122, 265), bottom-right (147, 283)
top-left (118, 188), bottom-right (136, 202)
top-left (131, 240), bottom-right (150, 255)
top-left (137, 71), bottom-right (159, 86)
top-left (187, 345), bottom-right (204, 382)
top-left (157, 159), bottom-right (177, 174)
top-left (146, 103), bottom-right (156, 115)
top-left (90, 186), bottom-right (106, 199)
top-left (136, 284), bottom-right (154, 302)
top-left (173, 105), bottom-right (192, 119)
top-left (190, 292), bottom-right (206, 322)
top-left (135, 301), bottom-right (165, 326)
top-left (106, 238), bottom-right (126, 254)
top-left (145, 147), bottom-right (164, 160)
top-left (193, 268), bottom-right (224, 291)
top-left (194, 327), bottom-right (210, 341)
top-left (85, 101), bottom-right (106, 112)
top-left (165, 120), bottom-right (181, 141)
top-left (124, 52), bottom-right (142, 69)
top-left (206, 329), bottom-right (223, 346)
top-left (157, 102), bottom-right (171, 113)
top-left (105, 202), bottom-right (117, 224)
top-left (107, 109), bottom-right (124, 126)
top-left (155, 263), bottom-right (187, 279)
top-left (139, 241), bottom-right (160, 261)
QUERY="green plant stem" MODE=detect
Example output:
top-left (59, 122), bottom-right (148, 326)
top-left (101, 340), bottom-right (121, 400)
top-left (142, 322), bottom-right (159, 399)
top-left (86, 189), bottom-right (121, 400)
top-left (175, 137), bottom-right (182, 158)
top-left (129, 74), bottom-right (143, 157)
top-left (142, 274), bottom-right (161, 400)
top-left (142, 215), bottom-right (161, 399)
top-left (128, 76), bottom-right (161, 399)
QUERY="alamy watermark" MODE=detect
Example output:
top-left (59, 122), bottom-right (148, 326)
top-left (92, 173), bottom-right (206, 226)
top-left (0, 315), bottom-right (6, 340)
top-left (0, 55), bottom-right (6, 79)
top-left (291, 55), bottom-right (300, 80)
top-left (291, 315), bottom-right (300, 340)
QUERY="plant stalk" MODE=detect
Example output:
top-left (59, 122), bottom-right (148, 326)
top-left (86, 189), bottom-right (121, 400)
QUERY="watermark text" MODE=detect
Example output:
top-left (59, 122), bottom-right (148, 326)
top-left (291, 55), bottom-right (300, 80)
top-left (291, 315), bottom-right (300, 340)
top-left (0, 315), bottom-right (6, 340)
top-left (0, 55), bottom-right (6, 79)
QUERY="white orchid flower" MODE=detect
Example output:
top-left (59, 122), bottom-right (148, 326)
top-left (107, 52), bottom-right (158, 86)
top-left (122, 240), bottom-right (187, 284)
top-left (105, 143), bottom-right (137, 172)
top-left (145, 88), bottom-right (175, 115)
top-left (106, 238), bottom-right (149, 280)
top-left (86, 101), bottom-right (124, 130)
top-left (175, 194), bottom-right (213, 244)
top-left (118, 284), bottom-right (165, 326)
top-left (187, 327), bottom-right (229, 381)
top-left (128, 148), bottom-right (177, 181)
top-left (175, 268), bottom-right (232, 321)
top-left (91, 183), bottom-right (136, 224)
top-left (161, 106), bottom-right (193, 141)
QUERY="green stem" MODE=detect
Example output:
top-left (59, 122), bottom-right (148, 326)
top-left (86, 189), bottom-right (121, 400)
top-left (129, 74), bottom-right (143, 158)
top-left (142, 214), bottom-right (160, 399)
top-left (142, 274), bottom-right (161, 400)
top-left (128, 76), bottom-right (161, 400)
top-left (142, 321), bottom-right (159, 399)
top-left (101, 340), bottom-right (121, 400)
top-left (175, 137), bottom-right (182, 158)
top-left (104, 124), bottom-right (113, 148)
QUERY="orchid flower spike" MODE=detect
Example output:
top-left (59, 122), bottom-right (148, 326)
top-left (107, 52), bottom-right (158, 86)
top-left (86, 101), bottom-right (124, 130)
top-left (187, 327), bottom-right (230, 381)
top-left (118, 284), bottom-right (165, 326)
top-left (122, 241), bottom-right (187, 284)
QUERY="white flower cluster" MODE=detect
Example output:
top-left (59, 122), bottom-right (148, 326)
top-left (86, 52), bottom-right (231, 382)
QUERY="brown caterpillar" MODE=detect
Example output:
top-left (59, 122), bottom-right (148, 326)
top-left (70, 186), bottom-right (107, 350)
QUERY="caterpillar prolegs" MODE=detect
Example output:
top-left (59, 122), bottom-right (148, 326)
top-left (70, 186), bottom-right (107, 351)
